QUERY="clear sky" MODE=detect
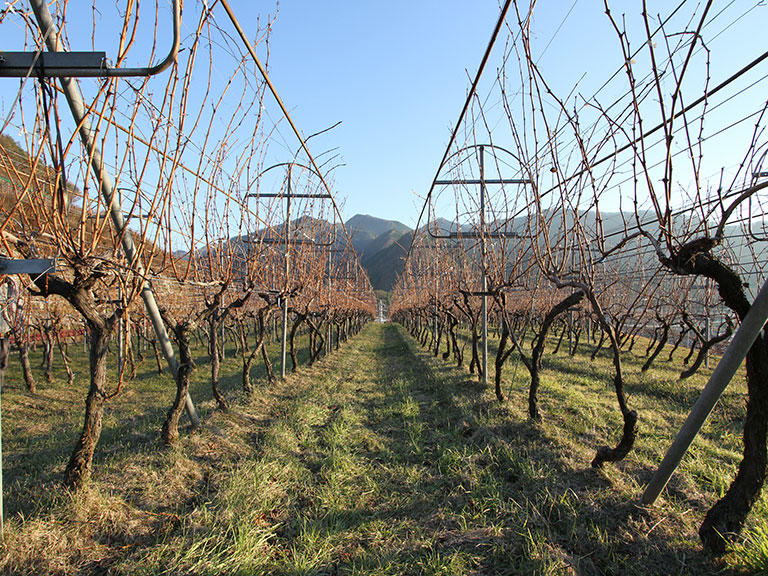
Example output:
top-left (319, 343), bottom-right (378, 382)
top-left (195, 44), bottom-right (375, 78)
top-left (233, 1), bottom-right (768, 227)
top-left (251, 1), bottom-right (505, 227)
top-left (2, 1), bottom-right (766, 230)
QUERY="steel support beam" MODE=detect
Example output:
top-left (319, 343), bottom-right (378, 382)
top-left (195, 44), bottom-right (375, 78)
top-left (29, 0), bottom-right (199, 426)
top-left (641, 276), bottom-right (768, 505)
top-left (4, 1), bottom-right (180, 77)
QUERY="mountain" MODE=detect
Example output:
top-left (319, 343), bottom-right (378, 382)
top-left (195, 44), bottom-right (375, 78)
top-left (418, 216), bottom-right (464, 236)
top-left (362, 227), bottom-right (405, 256)
top-left (345, 214), bottom-right (413, 291)
top-left (346, 214), bottom-right (411, 258)
top-left (362, 232), bottom-right (412, 291)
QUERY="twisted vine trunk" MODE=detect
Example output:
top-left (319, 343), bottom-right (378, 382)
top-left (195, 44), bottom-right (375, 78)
top-left (551, 322), bottom-right (567, 355)
top-left (289, 313), bottom-right (305, 372)
top-left (469, 325), bottom-right (481, 378)
top-left (56, 333), bottom-right (75, 385)
top-left (662, 246), bottom-right (768, 553)
top-left (590, 330), bottom-right (606, 361)
top-left (433, 318), bottom-right (443, 357)
top-left (451, 321), bottom-right (463, 367)
top-left (570, 326), bottom-right (582, 356)
top-left (261, 341), bottom-right (276, 384)
top-left (667, 325), bottom-right (690, 361)
top-left (208, 317), bottom-right (229, 410)
top-left (442, 316), bottom-right (452, 360)
top-left (42, 328), bottom-right (53, 382)
top-left (642, 320), bottom-right (669, 372)
top-left (162, 321), bottom-right (194, 446)
top-left (307, 318), bottom-right (325, 365)
top-left (151, 338), bottom-right (164, 374)
top-left (583, 291), bottom-right (638, 468)
top-left (64, 321), bottom-right (111, 489)
top-left (237, 320), bottom-right (257, 395)
top-left (680, 323), bottom-right (732, 380)
top-left (494, 316), bottom-right (513, 403)
top-left (11, 326), bottom-right (35, 393)
top-left (528, 291), bottom-right (584, 421)
top-left (29, 272), bottom-right (118, 491)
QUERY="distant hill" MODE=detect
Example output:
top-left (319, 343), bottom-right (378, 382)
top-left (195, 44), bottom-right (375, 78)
top-left (362, 232), bottom-right (412, 292)
top-left (344, 214), bottom-right (413, 291)
top-left (346, 214), bottom-right (411, 258)
top-left (362, 227), bottom-right (406, 257)
top-left (179, 207), bottom-right (768, 298)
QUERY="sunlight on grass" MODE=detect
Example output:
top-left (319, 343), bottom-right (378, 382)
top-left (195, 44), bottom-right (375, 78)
top-left (0, 323), bottom-right (764, 575)
top-left (732, 525), bottom-right (768, 575)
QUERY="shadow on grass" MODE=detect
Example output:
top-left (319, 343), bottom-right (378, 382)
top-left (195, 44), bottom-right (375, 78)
top-left (381, 324), bottom-right (731, 575)
top-left (1, 324), bottom-right (738, 575)
top-left (0, 336), bottom-right (297, 519)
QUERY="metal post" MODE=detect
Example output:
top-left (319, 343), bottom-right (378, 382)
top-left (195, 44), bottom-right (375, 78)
top-left (118, 285), bottom-right (124, 370)
top-left (280, 167), bottom-right (291, 379)
top-left (480, 145), bottom-right (488, 386)
top-left (641, 276), bottom-right (768, 505)
top-left (431, 145), bottom-right (528, 384)
top-left (220, 305), bottom-right (225, 360)
top-left (327, 251), bottom-right (332, 352)
top-left (704, 279), bottom-right (711, 368)
top-left (433, 268), bottom-right (438, 350)
top-left (30, 0), bottom-right (199, 425)
top-left (568, 247), bottom-right (575, 354)
top-left (117, 192), bottom-right (124, 371)
top-left (0, 363), bottom-right (4, 540)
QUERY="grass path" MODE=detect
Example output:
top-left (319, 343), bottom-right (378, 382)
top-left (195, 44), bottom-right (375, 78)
top-left (251, 321), bottom-right (509, 574)
top-left (135, 323), bottom-right (740, 575)
top-left (0, 323), bottom-right (759, 574)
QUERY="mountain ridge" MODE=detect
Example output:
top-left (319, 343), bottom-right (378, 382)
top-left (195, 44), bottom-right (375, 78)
top-left (345, 214), bottom-right (412, 291)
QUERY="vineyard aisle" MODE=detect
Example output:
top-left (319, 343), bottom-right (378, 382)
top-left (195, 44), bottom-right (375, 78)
top-left (1, 323), bottom-right (748, 574)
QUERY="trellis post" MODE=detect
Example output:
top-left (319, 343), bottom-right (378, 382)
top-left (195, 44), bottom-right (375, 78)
top-left (28, 0), bottom-right (199, 426)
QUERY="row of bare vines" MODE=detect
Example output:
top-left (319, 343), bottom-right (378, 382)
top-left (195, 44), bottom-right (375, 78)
top-left (393, 0), bottom-right (768, 553)
top-left (0, 2), bottom-right (374, 491)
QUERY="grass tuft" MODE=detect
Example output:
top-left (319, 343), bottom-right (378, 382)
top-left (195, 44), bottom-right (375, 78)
top-left (732, 525), bottom-right (768, 575)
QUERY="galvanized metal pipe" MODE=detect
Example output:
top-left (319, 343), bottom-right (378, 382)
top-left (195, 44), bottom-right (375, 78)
top-left (30, 0), bottom-right (199, 426)
top-left (641, 275), bottom-right (768, 505)
top-left (280, 170), bottom-right (291, 379)
top-left (480, 146), bottom-right (488, 387)
top-left (4, 1), bottom-right (181, 78)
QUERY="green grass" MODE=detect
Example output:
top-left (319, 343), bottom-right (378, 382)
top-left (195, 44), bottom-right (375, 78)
top-left (732, 525), bottom-right (768, 575)
top-left (0, 323), bottom-right (764, 574)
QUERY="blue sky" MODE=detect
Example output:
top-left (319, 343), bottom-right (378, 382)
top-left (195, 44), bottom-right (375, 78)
top-left (238, 1), bottom-right (768, 226)
top-left (254, 1), bottom-right (505, 226)
top-left (2, 1), bottom-right (766, 231)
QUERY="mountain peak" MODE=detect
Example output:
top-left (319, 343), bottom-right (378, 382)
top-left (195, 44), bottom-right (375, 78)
top-left (345, 214), bottom-right (412, 291)
top-left (346, 214), bottom-right (411, 237)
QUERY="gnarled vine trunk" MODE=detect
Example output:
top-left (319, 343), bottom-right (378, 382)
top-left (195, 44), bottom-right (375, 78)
top-left (663, 245), bottom-right (768, 553)
top-left (161, 321), bottom-right (194, 446)
top-left (11, 325), bottom-right (36, 393)
top-left (208, 317), bottom-right (229, 410)
top-left (64, 320), bottom-right (113, 489)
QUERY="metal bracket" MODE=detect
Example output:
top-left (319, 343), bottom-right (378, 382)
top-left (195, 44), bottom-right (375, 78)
top-left (259, 238), bottom-right (331, 246)
top-left (0, 52), bottom-right (106, 77)
top-left (0, 258), bottom-right (55, 275)
top-left (2, 0), bottom-right (180, 78)
top-left (255, 193), bottom-right (333, 199)
top-left (435, 178), bottom-right (529, 186)
top-left (445, 230), bottom-right (520, 239)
